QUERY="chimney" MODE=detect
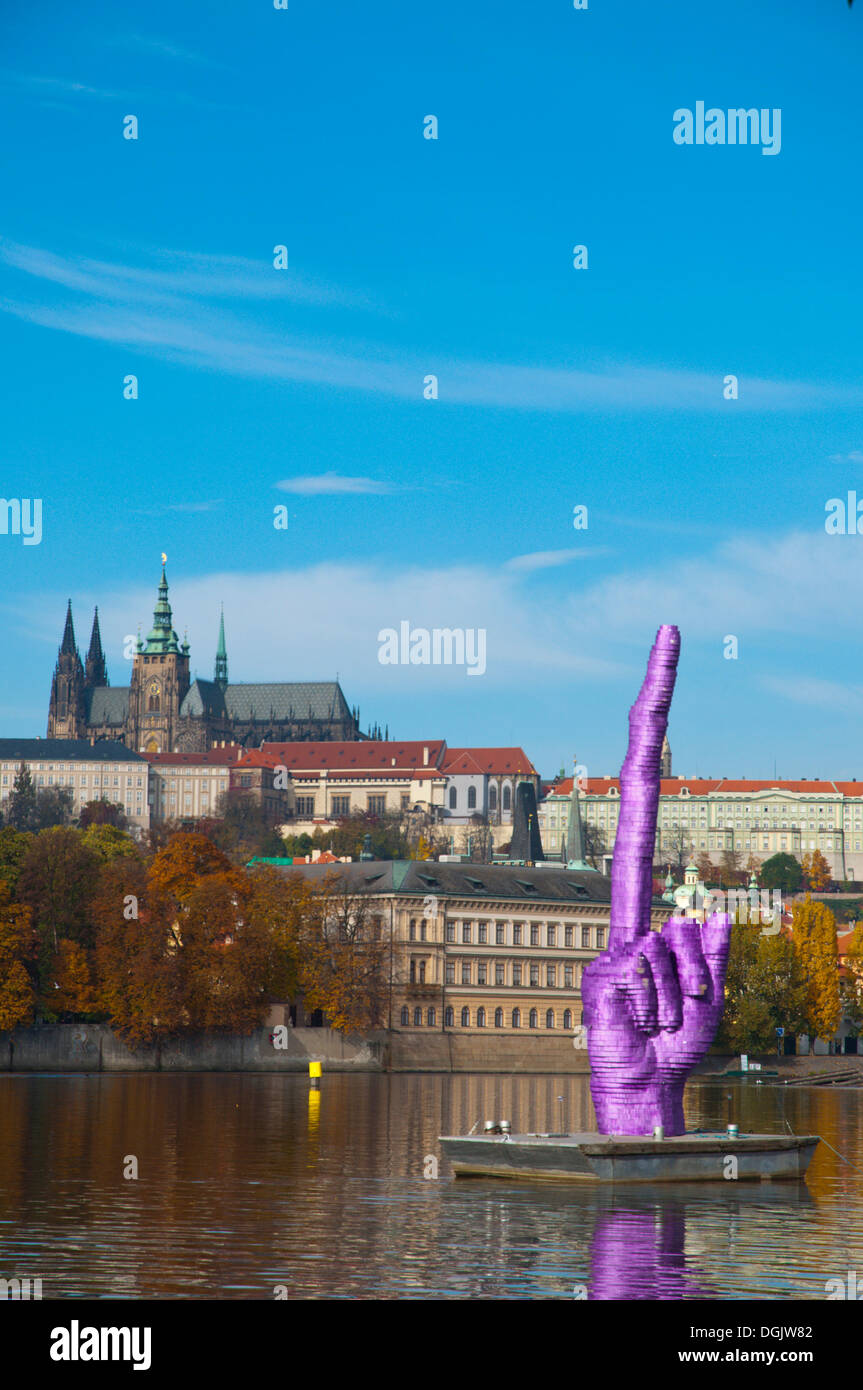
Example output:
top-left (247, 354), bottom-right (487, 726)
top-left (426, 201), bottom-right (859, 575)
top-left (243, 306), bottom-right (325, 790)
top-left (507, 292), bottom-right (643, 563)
top-left (423, 746), bottom-right (429, 766)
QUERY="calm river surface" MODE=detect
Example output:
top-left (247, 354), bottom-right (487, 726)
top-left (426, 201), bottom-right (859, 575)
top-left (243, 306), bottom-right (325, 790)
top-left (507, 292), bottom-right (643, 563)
top-left (0, 1071), bottom-right (861, 1299)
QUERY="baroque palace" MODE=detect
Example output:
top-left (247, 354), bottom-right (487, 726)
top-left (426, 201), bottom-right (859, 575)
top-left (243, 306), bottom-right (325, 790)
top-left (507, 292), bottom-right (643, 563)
top-left (47, 563), bottom-right (362, 754)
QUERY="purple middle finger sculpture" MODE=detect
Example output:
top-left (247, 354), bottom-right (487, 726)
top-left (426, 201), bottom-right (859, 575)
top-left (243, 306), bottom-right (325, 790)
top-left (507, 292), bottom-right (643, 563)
top-left (581, 626), bottom-right (731, 1136)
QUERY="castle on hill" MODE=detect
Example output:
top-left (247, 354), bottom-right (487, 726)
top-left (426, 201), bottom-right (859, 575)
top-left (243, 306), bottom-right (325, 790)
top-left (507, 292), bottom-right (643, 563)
top-left (47, 563), bottom-right (365, 753)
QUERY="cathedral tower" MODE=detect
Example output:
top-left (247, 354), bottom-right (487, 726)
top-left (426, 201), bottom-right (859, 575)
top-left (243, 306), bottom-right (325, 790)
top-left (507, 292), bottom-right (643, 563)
top-left (47, 600), bottom-right (86, 738)
top-left (214, 606), bottom-right (228, 689)
top-left (85, 607), bottom-right (109, 688)
top-left (126, 562), bottom-right (190, 753)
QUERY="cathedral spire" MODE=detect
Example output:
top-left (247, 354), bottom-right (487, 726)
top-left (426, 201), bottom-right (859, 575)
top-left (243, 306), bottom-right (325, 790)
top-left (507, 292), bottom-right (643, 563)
top-left (85, 607), bottom-right (108, 688)
top-left (60, 599), bottom-right (77, 656)
top-left (214, 605), bottom-right (228, 689)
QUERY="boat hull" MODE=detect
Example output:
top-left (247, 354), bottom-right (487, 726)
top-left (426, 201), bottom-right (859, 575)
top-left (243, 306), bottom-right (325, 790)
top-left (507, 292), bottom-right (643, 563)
top-left (439, 1132), bottom-right (820, 1184)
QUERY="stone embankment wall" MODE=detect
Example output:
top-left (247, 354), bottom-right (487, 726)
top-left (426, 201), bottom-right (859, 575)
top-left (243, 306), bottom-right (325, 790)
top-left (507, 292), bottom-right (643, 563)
top-left (0, 1024), bottom-right (384, 1072)
top-left (0, 1025), bottom-right (592, 1074)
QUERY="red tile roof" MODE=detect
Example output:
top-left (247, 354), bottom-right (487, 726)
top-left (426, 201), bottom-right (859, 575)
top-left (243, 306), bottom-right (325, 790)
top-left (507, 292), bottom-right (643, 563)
top-left (547, 776), bottom-right (858, 797)
top-left (441, 747), bottom-right (538, 776)
top-left (258, 740), bottom-right (446, 770)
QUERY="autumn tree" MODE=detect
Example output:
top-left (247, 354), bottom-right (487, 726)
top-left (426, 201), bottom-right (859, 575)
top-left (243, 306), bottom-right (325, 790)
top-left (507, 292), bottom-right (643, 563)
top-left (298, 878), bottom-right (389, 1033)
top-left (719, 847), bottom-right (745, 886)
top-left (79, 799), bottom-right (128, 831)
top-left (840, 923), bottom-right (863, 1034)
top-left (92, 859), bottom-right (185, 1046)
top-left (177, 876), bottom-right (271, 1033)
top-left (793, 896), bottom-right (842, 1042)
top-left (695, 852), bottom-right (716, 883)
top-left (46, 939), bottom-right (97, 1020)
top-left (149, 832), bottom-right (236, 904)
top-left (802, 849), bottom-right (832, 892)
top-left (0, 885), bottom-right (36, 1031)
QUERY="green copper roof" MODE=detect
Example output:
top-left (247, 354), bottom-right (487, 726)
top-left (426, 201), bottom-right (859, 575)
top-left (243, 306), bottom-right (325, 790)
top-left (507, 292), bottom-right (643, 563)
top-left (142, 563), bottom-right (182, 655)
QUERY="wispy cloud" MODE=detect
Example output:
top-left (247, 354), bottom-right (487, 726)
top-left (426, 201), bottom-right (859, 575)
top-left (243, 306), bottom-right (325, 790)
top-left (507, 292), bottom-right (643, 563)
top-left (276, 474), bottom-right (395, 497)
top-left (2, 238), bottom-right (860, 413)
top-left (505, 547), bottom-right (608, 572)
top-left (828, 450), bottom-right (863, 463)
top-left (0, 71), bottom-right (122, 101)
top-left (114, 35), bottom-right (224, 68)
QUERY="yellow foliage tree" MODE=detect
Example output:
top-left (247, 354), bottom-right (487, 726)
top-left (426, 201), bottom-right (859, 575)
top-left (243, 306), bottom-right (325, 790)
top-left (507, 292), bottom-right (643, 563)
top-left (802, 850), bottom-right (831, 892)
top-left (792, 895), bottom-right (841, 1041)
top-left (48, 939), bottom-right (97, 1018)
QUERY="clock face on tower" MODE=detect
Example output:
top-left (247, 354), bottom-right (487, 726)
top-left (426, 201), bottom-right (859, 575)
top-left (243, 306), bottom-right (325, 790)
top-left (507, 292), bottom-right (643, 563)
top-left (148, 680), bottom-right (160, 696)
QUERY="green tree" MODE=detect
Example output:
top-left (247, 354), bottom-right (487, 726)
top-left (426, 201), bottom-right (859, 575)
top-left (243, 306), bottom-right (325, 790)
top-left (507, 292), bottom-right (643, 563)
top-left (760, 852), bottom-right (803, 894)
top-left (17, 827), bottom-right (100, 958)
top-left (34, 786), bottom-right (75, 829)
top-left (82, 823), bottom-right (141, 864)
top-left (6, 763), bottom-right (38, 831)
top-left (717, 926), bottom-right (809, 1053)
top-left (0, 827), bottom-right (33, 895)
top-left (79, 799), bottom-right (128, 831)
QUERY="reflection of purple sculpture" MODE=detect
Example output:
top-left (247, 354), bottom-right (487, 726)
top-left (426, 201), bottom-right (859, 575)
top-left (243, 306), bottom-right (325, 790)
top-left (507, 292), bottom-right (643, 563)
top-left (589, 1204), bottom-right (712, 1300)
top-left (581, 626), bottom-right (730, 1136)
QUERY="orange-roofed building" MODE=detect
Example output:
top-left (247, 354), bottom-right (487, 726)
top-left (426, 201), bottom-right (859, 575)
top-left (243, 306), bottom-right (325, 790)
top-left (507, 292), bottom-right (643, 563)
top-left (539, 772), bottom-right (863, 878)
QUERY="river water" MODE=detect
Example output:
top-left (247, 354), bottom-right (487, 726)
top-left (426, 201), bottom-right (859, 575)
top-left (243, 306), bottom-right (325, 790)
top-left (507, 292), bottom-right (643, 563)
top-left (0, 1072), bottom-right (860, 1300)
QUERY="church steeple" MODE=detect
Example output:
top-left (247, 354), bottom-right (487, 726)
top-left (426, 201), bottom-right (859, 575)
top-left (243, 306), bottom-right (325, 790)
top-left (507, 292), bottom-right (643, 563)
top-left (60, 599), bottom-right (77, 655)
top-left (142, 560), bottom-right (181, 654)
top-left (214, 606), bottom-right (228, 689)
top-left (563, 756), bottom-right (596, 872)
top-left (47, 600), bottom-right (85, 738)
top-left (85, 607), bottom-right (108, 687)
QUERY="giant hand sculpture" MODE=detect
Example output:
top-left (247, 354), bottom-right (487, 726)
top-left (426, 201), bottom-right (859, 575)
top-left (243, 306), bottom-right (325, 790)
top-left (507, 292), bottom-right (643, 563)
top-left (581, 626), bottom-right (730, 1136)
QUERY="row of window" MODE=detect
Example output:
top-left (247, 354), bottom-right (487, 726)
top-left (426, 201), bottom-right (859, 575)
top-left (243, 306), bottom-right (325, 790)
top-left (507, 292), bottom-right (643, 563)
top-left (0, 763), bottom-right (136, 773)
top-left (400, 1005), bottom-right (575, 1029)
top-left (448, 785), bottom-right (513, 812)
top-left (408, 919), bottom-right (605, 949)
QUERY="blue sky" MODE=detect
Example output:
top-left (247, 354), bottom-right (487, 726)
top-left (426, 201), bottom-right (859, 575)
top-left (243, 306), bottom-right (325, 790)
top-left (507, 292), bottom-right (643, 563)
top-left (2, 0), bottom-right (863, 781)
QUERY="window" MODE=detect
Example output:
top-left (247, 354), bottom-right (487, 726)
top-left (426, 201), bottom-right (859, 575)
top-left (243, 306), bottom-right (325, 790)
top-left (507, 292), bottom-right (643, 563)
top-left (530, 964), bottom-right (539, 986)
top-left (581, 927), bottom-right (591, 948)
top-left (461, 1007), bottom-right (470, 1027)
top-left (427, 1008), bottom-right (436, 1027)
top-left (495, 963), bottom-right (505, 985)
top-left (420, 920), bottom-right (427, 942)
top-left (467, 786), bottom-right (477, 810)
top-left (477, 1008), bottom-right (486, 1028)
top-left (418, 961), bottom-right (426, 984)
top-left (502, 785), bottom-right (511, 811)
top-left (332, 796), bottom-right (350, 816)
top-left (565, 926), bottom-right (573, 947)
top-left (547, 925), bottom-right (556, 947)
top-left (564, 965), bottom-right (573, 988)
top-left (546, 964), bottom-right (556, 988)
top-left (409, 919), bottom-right (416, 941)
top-left (530, 924), bottom-right (540, 946)
top-left (446, 961), bottom-right (455, 984)
top-left (296, 796), bottom-right (314, 816)
top-left (368, 795), bottom-right (385, 815)
top-left (410, 960), bottom-right (416, 984)
top-left (513, 924), bottom-right (522, 945)
top-left (461, 962), bottom-right (471, 985)
top-left (414, 1007), bottom-right (422, 1026)
top-left (400, 1006), bottom-right (409, 1026)
top-left (496, 922), bottom-right (505, 945)
top-left (489, 786), bottom-right (497, 811)
top-left (546, 1009), bottom-right (555, 1029)
top-left (445, 1007), bottom-right (454, 1027)
top-left (596, 928), bottom-right (606, 949)
top-left (462, 922), bottom-right (471, 943)
top-left (240, 774), bottom-right (251, 788)
top-left (449, 787), bottom-right (457, 809)
top-left (445, 922), bottom-right (455, 943)
top-left (477, 962), bottom-right (487, 985)
top-left (495, 1007), bottom-right (503, 1028)
top-left (529, 1009), bottom-right (538, 1029)
top-left (563, 1009), bottom-right (573, 1029)
top-left (478, 923), bottom-right (487, 944)
top-left (512, 1008), bottom-right (521, 1028)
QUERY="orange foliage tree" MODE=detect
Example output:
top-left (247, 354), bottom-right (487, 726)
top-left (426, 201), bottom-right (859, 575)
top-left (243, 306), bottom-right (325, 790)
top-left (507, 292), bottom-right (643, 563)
top-left (792, 895), bottom-right (841, 1041)
top-left (0, 884), bottom-right (36, 1032)
top-left (298, 876), bottom-right (389, 1033)
top-left (46, 940), bottom-right (97, 1019)
top-left (92, 859), bottom-right (185, 1045)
